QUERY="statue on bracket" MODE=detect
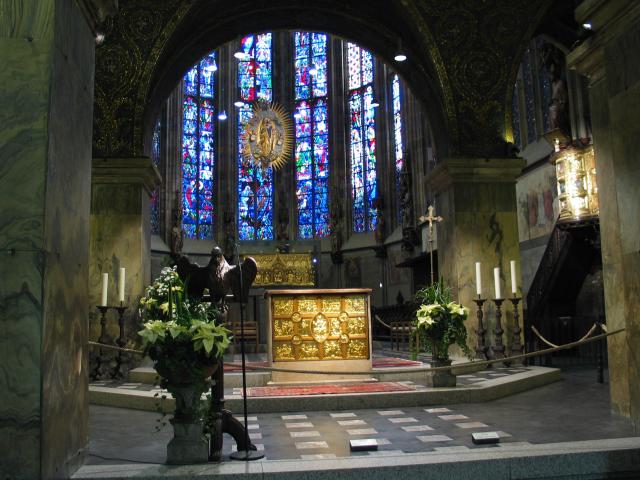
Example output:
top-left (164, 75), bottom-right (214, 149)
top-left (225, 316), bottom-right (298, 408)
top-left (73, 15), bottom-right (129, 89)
top-left (170, 189), bottom-right (184, 256)
top-left (372, 196), bottom-right (387, 258)
top-left (276, 188), bottom-right (290, 253)
top-left (540, 42), bottom-right (570, 136)
top-left (399, 160), bottom-right (419, 252)
top-left (222, 206), bottom-right (236, 264)
top-left (329, 185), bottom-right (344, 264)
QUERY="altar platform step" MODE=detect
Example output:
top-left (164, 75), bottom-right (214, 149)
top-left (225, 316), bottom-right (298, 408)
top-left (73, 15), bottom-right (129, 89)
top-left (89, 365), bottom-right (560, 414)
top-left (127, 355), bottom-right (474, 388)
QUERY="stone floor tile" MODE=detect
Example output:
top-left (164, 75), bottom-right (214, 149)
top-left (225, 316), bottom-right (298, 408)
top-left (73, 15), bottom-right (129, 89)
top-left (337, 419), bottom-right (367, 426)
top-left (438, 414), bottom-right (469, 421)
top-left (417, 435), bottom-right (453, 443)
top-left (295, 441), bottom-right (329, 450)
top-left (401, 425), bottom-right (433, 432)
top-left (455, 422), bottom-right (488, 429)
top-left (347, 428), bottom-right (378, 435)
top-left (289, 431), bottom-right (321, 438)
top-left (388, 417), bottom-right (418, 424)
top-left (286, 422), bottom-right (314, 429)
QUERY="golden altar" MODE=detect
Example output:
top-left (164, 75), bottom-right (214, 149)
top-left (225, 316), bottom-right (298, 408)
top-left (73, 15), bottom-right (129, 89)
top-left (265, 288), bottom-right (373, 383)
top-left (251, 252), bottom-right (314, 287)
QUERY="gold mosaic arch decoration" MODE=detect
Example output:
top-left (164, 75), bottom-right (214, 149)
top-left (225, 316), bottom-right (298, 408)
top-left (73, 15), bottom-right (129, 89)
top-left (241, 100), bottom-right (293, 171)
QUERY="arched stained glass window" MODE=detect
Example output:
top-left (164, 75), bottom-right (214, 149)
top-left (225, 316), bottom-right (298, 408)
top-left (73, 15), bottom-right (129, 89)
top-left (391, 74), bottom-right (403, 222)
top-left (151, 117), bottom-right (161, 235)
top-left (294, 32), bottom-right (329, 239)
top-left (347, 43), bottom-right (377, 233)
top-left (237, 33), bottom-right (274, 240)
top-left (181, 52), bottom-right (217, 240)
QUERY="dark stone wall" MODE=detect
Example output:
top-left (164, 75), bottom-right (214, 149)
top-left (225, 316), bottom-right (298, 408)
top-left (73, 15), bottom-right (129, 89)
top-left (0, 0), bottom-right (93, 477)
top-left (0, 2), bottom-right (54, 477)
top-left (41, 0), bottom-right (94, 477)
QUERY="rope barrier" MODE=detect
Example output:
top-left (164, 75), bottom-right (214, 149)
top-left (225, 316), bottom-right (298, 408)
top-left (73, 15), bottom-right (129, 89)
top-left (374, 314), bottom-right (391, 330)
top-left (531, 323), bottom-right (599, 349)
top-left (88, 327), bottom-right (623, 375)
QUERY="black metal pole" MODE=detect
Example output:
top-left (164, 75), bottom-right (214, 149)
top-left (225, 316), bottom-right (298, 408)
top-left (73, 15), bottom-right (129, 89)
top-left (229, 244), bottom-right (263, 461)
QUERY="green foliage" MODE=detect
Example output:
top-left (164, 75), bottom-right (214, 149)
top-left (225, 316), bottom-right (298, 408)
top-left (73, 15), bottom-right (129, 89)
top-left (138, 266), bottom-right (231, 386)
top-left (413, 278), bottom-right (472, 361)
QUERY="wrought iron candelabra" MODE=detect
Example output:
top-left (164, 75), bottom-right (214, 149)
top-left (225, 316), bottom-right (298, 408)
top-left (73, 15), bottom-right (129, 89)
top-left (91, 304), bottom-right (129, 380)
top-left (473, 296), bottom-right (489, 360)
top-left (491, 299), bottom-right (506, 361)
top-left (508, 297), bottom-right (523, 364)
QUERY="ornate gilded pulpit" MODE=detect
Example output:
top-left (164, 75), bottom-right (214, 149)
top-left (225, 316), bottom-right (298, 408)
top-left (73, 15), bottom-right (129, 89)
top-left (265, 288), bottom-right (373, 383)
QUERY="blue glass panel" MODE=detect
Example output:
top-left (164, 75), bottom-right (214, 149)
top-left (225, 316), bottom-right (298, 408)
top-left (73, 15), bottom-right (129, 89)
top-left (237, 36), bottom-right (274, 240)
top-left (522, 48), bottom-right (536, 145)
top-left (294, 32), bottom-right (330, 239)
top-left (347, 44), bottom-right (377, 233)
top-left (512, 81), bottom-right (522, 149)
top-left (181, 51), bottom-right (216, 239)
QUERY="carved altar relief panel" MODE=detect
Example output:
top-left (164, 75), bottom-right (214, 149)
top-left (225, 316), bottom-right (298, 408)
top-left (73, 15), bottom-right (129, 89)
top-left (269, 292), bottom-right (370, 361)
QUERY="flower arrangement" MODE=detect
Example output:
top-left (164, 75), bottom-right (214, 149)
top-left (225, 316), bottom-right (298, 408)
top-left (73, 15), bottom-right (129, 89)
top-left (413, 279), bottom-right (472, 361)
top-left (138, 266), bottom-right (231, 385)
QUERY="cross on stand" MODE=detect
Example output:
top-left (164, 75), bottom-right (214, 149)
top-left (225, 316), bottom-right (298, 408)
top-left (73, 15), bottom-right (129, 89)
top-left (418, 205), bottom-right (443, 286)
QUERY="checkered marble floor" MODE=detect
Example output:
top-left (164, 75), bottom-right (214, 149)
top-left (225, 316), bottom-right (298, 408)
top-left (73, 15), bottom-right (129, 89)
top-left (221, 405), bottom-right (523, 460)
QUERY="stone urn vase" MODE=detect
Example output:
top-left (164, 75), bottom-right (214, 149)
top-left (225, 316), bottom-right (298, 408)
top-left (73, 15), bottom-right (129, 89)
top-left (426, 343), bottom-right (456, 388)
top-left (154, 356), bottom-right (218, 465)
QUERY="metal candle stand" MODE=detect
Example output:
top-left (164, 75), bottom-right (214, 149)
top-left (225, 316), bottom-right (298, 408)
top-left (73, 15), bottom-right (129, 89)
top-left (508, 297), bottom-right (523, 364)
top-left (91, 304), bottom-right (129, 380)
top-left (473, 296), bottom-right (489, 360)
top-left (114, 305), bottom-right (129, 378)
top-left (491, 299), bottom-right (506, 361)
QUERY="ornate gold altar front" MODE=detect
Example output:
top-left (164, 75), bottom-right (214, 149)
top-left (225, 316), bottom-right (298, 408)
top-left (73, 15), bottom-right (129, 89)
top-left (251, 252), bottom-right (314, 287)
top-left (265, 289), bottom-right (373, 382)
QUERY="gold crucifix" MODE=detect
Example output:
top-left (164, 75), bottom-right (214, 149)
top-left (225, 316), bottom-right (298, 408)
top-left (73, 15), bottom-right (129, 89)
top-left (418, 205), bottom-right (443, 285)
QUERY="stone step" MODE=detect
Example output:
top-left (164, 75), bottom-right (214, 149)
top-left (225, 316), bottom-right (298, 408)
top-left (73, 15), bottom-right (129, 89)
top-left (128, 367), bottom-right (271, 388)
top-left (91, 366), bottom-right (561, 414)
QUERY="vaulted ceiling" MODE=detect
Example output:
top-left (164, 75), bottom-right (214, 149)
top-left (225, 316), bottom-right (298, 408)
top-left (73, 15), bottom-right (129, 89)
top-left (93, 0), bottom-right (557, 161)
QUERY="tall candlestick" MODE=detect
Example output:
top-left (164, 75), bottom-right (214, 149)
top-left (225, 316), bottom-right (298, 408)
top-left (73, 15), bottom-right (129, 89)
top-left (475, 262), bottom-right (482, 296)
top-left (510, 260), bottom-right (517, 294)
top-left (493, 267), bottom-right (501, 299)
top-left (101, 273), bottom-right (108, 306)
top-left (118, 267), bottom-right (126, 303)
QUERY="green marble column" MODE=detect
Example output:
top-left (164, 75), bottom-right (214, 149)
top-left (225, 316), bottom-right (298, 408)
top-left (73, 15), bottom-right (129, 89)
top-left (426, 158), bottom-right (525, 358)
top-left (89, 158), bottom-right (161, 344)
top-left (0, 1), bottom-right (99, 477)
top-left (568, 1), bottom-right (640, 431)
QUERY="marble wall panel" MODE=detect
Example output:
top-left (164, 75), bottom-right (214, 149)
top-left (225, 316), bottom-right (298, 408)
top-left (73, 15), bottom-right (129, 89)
top-left (39, 0), bottom-right (94, 476)
top-left (89, 183), bottom-right (149, 346)
top-left (0, 253), bottom-right (43, 477)
top-left (0, 3), bottom-right (55, 477)
top-left (437, 181), bottom-right (523, 359)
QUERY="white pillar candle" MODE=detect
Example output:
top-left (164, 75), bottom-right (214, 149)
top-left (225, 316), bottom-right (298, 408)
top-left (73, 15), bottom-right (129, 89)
top-left (118, 267), bottom-right (126, 303)
top-left (101, 273), bottom-right (108, 306)
top-left (493, 267), bottom-right (502, 299)
top-left (475, 262), bottom-right (482, 296)
top-left (510, 260), bottom-right (517, 294)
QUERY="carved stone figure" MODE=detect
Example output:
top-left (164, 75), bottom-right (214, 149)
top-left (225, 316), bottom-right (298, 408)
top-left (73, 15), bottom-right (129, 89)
top-left (372, 196), bottom-right (387, 257)
top-left (399, 161), bottom-right (418, 251)
top-left (329, 186), bottom-right (343, 263)
top-left (170, 190), bottom-right (184, 256)
top-left (541, 43), bottom-right (569, 135)
top-left (223, 207), bottom-right (236, 264)
top-left (276, 189), bottom-right (290, 242)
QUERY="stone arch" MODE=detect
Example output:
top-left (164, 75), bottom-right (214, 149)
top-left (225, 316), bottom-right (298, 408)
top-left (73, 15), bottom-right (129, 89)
top-left (123, 1), bottom-right (454, 159)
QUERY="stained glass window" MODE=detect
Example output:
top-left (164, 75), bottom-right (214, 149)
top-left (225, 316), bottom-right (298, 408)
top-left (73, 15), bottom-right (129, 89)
top-left (150, 117), bottom-right (161, 235)
top-left (181, 51), bottom-right (217, 240)
top-left (522, 48), bottom-right (537, 145)
top-left (294, 32), bottom-right (329, 239)
top-left (512, 79), bottom-right (522, 150)
top-left (237, 33), bottom-right (274, 240)
top-left (347, 43), bottom-right (377, 233)
top-left (392, 74), bottom-right (404, 223)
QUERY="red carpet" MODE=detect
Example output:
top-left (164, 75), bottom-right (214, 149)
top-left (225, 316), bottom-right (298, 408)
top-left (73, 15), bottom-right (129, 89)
top-left (245, 382), bottom-right (415, 397)
top-left (372, 357), bottom-right (423, 368)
